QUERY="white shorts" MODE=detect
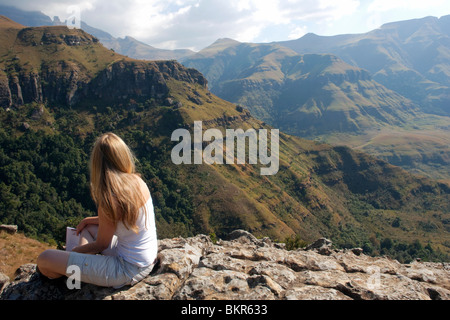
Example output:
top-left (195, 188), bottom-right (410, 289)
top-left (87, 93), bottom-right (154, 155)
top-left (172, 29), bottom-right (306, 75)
top-left (65, 237), bottom-right (155, 288)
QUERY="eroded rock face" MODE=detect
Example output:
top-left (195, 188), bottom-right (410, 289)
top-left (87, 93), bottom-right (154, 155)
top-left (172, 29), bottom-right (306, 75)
top-left (0, 59), bottom-right (207, 109)
top-left (1, 230), bottom-right (449, 300)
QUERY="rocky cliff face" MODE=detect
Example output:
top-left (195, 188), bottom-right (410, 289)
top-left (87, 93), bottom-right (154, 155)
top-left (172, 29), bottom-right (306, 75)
top-left (0, 59), bottom-right (207, 108)
top-left (1, 230), bottom-right (449, 300)
top-left (86, 60), bottom-right (207, 106)
top-left (0, 18), bottom-right (207, 109)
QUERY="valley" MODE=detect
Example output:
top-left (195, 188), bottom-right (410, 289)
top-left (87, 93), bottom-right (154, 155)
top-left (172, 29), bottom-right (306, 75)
top-left (181, 18), bottom-right (450, 182)
top-left (0, 12), bottom-right (449, 265)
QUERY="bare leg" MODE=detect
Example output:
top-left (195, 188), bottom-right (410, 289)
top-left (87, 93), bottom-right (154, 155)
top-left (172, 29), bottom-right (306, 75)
top-left (37, 249), bottom-right (71, 279)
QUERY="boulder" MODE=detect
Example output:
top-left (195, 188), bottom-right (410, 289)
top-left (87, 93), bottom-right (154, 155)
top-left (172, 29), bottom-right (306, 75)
top-left (305, 238), bottom-right (333, 255)
top-left (0, 225), bottom-right (18, 234)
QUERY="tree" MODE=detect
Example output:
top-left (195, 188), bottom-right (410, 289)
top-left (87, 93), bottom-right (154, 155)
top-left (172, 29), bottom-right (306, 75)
top-left (381, 238), bottom-right (393, 250)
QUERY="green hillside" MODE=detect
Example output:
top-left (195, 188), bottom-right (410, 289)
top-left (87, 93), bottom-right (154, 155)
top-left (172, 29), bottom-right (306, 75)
top-left (181, 38), bottom-right (450, 182)
top-left (277, 15), bottom-right (450, 117)
top-left (1, 18), bottom-right (449, 263)
top-left (183, 39), bottom-right (419, 131)
top-left (277, 14), bottom-right (450, 182)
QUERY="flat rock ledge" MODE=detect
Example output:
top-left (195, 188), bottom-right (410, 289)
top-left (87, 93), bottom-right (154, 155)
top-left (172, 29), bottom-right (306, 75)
top-left (1, 230), bottom-right (449, 300)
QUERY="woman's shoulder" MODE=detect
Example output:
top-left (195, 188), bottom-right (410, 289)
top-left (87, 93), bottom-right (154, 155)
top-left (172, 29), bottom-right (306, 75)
top-left (131, 173), bottom-right (146, 186)
top-left (132, 173), bottom-right (151, 201)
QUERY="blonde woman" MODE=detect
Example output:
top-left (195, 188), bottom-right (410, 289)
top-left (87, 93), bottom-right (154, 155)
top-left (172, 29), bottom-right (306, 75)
top-left (37, 133), bottom-right (158, 288)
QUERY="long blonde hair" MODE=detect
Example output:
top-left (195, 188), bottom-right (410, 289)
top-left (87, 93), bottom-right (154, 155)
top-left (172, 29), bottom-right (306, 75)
top-left (90, 132), bottom-right (146, 233)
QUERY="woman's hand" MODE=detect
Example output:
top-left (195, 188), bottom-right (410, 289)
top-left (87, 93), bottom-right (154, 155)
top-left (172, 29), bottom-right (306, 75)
top-left (75, 219), bottom-right (87, 235)
top-left (70, 209), bottom-right (114, 255)
top-left (75, 216), bottom-right (99, 235)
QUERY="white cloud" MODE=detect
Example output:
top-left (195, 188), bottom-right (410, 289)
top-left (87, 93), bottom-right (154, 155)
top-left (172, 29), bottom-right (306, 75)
top-left (368, 0), bottom-right (445, 12)
top-left (0, 0), bottom-right (364, 49)
top-left (279, 0), bottom-right (359, 21)
top-left (2, 0), bottom-right (448, 51)
top-left (288, 25), bottom-right (308, 40)
top-left (365, 0), bottom-right (450, 32)
top-left (0, 0), bottom-right (96, 19)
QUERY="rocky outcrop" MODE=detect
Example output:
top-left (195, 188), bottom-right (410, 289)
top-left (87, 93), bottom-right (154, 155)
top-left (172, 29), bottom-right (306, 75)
top-left (87, 60), bottom-right (207, 105)
top-left (0, 224), bottom-right (18, 234)
top-left (16, 26), bottom-right (99, 47)
top-left (0, 59), bottom-right (207, 109)
top-left (0, 22), bottom-right (209, 110)
top-left (1, 230), bottom-right (449, 300)
top-left (0, 22), bottom-right (208, 109)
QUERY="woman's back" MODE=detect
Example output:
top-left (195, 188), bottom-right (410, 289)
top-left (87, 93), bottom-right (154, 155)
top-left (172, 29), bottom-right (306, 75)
top-left (115, 195), bottom-right (157, 267)
top-left (112, 174), bottom-right (157, 267)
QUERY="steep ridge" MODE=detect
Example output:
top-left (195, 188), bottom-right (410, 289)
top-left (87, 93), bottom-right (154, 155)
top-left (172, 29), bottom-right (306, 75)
top-left (98, 35), bottom-right (195, 61)
top-left (0, 15), bottom-right (205, 109)
top-left (0, 19), bottom-right (449, 262)
top-left (181, 37), bottom-right (450, 182)
top-left (0, 5), bottom-right (195, 61)
top-left (181, 39), bottom-right (419, 135)
top-left (277, 15), bottom-right (450, 117)
top-left (1, 231), bottom-right (449, 300)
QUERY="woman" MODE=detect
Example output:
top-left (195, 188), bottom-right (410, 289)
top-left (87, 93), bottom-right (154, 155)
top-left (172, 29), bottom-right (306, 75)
top-left (37, 132), bottom-right (158, 288)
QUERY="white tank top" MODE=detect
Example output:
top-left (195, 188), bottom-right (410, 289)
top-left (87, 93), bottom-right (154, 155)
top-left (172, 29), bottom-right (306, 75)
top-left (114, 196), bottom-right (158, 267)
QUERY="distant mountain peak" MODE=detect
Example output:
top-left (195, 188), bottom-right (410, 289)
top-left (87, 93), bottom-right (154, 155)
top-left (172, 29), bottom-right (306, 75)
top-left (205, 38), bottom-right (241, 50)
top-left (193, 38), bottom-right (241, 57)
top-left (213, 38), bottom-right (241, 45)
top-left (380, 15), bottom-right (438, 28)
top-left (119, 35), bottom-right (156, 48)
top-left (301, 32), bottom-right (319, 39)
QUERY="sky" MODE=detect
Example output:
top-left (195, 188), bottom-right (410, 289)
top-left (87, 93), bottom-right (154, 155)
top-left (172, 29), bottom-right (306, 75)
top-left (2, 0), bottom-right (450, 51)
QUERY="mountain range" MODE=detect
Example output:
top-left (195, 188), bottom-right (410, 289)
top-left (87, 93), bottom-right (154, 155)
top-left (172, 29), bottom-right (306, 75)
top-left (277, 15), bottom-right (450, 117)
top-left (181, 38), bottom-right (419, 134)
top-left (2, 5), bottom-right (449, 183)
top-left (0, 15), bottom-right (449, 264)
top-left (181, 35), bottom-right (450, 182)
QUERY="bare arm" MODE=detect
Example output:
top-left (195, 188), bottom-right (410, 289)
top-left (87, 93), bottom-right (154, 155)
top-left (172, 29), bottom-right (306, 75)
top-left (72, 208), bottom-right (115, 254)
top-left (75, 216), bottom-right (99, 235)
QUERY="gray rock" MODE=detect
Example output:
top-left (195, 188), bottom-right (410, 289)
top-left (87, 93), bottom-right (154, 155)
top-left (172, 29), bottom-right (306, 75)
top-left (0, 273), bottom-right (9, 295)
top-left (0, 225), bottom-right (18, 234)
top-left (305, 238), bottom-right (333, 255)
top-left (226, 229), bottom-right (259, 244)
top-left (1, 231), bottom-right (449, 300)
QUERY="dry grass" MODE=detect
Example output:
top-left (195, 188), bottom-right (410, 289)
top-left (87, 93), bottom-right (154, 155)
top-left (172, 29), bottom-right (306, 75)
top-left (0, 231), bottom-right (55, 280)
